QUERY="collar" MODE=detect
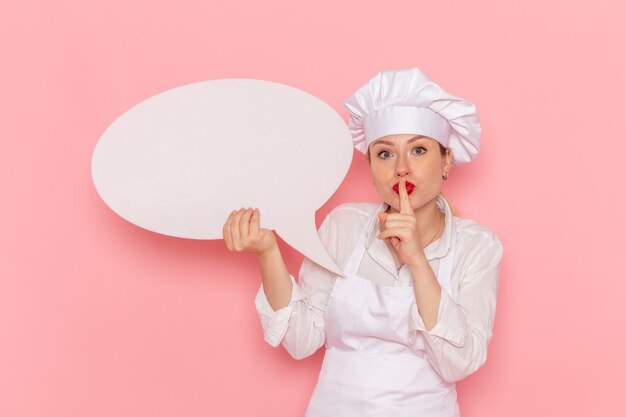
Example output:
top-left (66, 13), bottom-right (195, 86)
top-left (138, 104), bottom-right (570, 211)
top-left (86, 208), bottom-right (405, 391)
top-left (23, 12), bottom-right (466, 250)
top-left (364, 194), bottom-right (453, 261)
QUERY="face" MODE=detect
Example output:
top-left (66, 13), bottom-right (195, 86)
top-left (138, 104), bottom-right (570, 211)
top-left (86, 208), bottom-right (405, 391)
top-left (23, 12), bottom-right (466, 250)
top-left (368, 134), bottom-right (451, 214)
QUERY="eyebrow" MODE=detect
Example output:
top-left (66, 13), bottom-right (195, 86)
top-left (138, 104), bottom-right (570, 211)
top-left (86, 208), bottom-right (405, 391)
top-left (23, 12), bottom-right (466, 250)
top-left (371, 135), bottom-right (426, 147)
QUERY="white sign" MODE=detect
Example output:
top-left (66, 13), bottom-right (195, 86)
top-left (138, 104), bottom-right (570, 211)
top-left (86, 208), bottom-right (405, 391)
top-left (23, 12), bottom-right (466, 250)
top-left (91, 79), bottom-right (353, 274)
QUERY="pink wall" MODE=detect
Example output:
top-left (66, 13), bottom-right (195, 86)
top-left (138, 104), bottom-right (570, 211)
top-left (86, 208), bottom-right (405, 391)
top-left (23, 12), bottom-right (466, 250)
top-left (1, 0), bottom-right (625, 416)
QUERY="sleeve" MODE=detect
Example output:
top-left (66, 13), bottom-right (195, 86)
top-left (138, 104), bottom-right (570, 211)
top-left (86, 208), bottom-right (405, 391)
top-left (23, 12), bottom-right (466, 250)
top-left (254, 212), bottom-right (338, 360)
top-left (408, 233), bottom-right (503, 382)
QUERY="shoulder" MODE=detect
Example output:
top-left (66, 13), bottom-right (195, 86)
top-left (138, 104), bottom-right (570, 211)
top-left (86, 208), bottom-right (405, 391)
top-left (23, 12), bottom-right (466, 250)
top-left (315, 202), bottom-right (379, 264)
top-left (454, 216), bottom-right (503, 260)
top-left (322, 202), bottom-right (379, 228)
top-left (318, 202), bottom-right (379, 245)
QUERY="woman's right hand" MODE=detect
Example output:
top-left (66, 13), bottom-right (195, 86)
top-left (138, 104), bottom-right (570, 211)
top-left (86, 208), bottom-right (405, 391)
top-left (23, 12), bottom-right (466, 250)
top-left (222, 208), bottom-right (277, 256)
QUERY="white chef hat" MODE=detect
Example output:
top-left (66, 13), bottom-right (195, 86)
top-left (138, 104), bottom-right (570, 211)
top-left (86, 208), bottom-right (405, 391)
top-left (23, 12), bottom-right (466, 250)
top-left (343, 67), bottom-right (481, 166)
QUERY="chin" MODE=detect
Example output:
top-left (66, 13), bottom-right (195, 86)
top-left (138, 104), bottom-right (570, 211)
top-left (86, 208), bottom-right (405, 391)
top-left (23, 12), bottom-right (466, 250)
top-left (383, 198), bottom-right (408, 213)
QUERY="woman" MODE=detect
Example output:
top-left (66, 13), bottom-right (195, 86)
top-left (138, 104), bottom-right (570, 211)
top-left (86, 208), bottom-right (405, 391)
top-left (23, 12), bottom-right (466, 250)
top-left (222, 68), bottom-right (503, 416)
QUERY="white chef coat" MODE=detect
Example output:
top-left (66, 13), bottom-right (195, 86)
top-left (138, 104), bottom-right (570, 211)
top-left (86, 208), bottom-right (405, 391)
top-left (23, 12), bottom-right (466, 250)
top-left (255, 195), bottom-right (503, 383)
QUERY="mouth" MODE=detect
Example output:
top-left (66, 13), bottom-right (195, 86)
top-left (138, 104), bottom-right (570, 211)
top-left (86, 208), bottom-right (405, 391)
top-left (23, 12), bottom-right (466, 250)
top-left (392, 181), bottom-right (415, 195)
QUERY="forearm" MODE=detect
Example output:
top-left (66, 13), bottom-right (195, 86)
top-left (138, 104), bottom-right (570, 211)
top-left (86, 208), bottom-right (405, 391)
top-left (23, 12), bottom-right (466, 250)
top-left (254, 255), bottom-right (331, 357)
top-left (256, 244), bottom-right (293, 311)
top-left (419, 311), bottom-right (489, 382)
top-left (409, 235), bottom-right (503, 382)
top-left (408, 254), bottom-right (442, 331)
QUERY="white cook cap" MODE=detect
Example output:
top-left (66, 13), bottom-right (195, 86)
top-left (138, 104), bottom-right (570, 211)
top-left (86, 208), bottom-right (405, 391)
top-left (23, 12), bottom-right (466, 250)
top-left (343, 67), bottom-right (481, 166)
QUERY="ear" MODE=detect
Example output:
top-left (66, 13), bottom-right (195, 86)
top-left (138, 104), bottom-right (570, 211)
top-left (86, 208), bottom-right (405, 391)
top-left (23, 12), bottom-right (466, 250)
top-left (443, 148), bottom-right (452, 171)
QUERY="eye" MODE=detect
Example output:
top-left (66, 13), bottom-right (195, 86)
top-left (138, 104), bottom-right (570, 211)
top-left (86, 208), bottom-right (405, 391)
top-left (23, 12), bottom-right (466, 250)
top-left (411, 146), bottom-right (427, 156)
top-left (377, 150), bottom-right (393, 159)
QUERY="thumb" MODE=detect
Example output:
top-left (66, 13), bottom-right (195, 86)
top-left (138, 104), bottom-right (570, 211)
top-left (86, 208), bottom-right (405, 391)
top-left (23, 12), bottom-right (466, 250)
top-left (378, 212), bottom-right (387, 225)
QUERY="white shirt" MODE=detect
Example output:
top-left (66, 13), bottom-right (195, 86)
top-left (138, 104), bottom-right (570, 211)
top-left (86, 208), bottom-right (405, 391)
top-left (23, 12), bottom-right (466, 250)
top-left (254, 195), bottom-right (503, 383)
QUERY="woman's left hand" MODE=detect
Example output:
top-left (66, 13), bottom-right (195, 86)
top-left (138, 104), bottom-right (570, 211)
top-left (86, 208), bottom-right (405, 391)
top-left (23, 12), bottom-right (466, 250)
top-left (377, 178), bottom-right (425, 267)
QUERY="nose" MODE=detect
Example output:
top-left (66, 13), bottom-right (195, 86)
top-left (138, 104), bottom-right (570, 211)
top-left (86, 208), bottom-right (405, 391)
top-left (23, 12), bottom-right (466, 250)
top-left (394, 154), bottom-right (410, 177)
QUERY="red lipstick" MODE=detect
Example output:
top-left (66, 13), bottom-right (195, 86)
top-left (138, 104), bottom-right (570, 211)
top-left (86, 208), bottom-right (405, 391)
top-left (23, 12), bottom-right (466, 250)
top-left (393, 181), bottom-right (415, 195)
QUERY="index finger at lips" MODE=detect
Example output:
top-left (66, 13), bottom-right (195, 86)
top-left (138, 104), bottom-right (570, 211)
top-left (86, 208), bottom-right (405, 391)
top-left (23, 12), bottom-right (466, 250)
top-left (399, 178), bottom-right (412, 214)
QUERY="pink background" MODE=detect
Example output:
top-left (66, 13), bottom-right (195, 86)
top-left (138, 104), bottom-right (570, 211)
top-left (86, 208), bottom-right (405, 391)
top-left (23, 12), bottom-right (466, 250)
top-left (1, 1), bottom-right (625, 416)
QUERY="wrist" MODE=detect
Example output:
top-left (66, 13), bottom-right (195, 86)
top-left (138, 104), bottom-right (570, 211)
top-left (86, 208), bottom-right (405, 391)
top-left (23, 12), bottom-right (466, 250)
top-left (406, 251), bottom-right (429, 269)
top-left (255, 242), bottom-right (279, 260)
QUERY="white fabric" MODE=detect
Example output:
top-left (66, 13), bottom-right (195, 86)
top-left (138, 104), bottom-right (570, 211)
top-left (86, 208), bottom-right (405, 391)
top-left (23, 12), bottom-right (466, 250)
top-left (343, 68), bottom-right (481, 166)
top-left (305, 207), bottom-right (459, 416)
top-left (254, 195), bottom-right (503, 384)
